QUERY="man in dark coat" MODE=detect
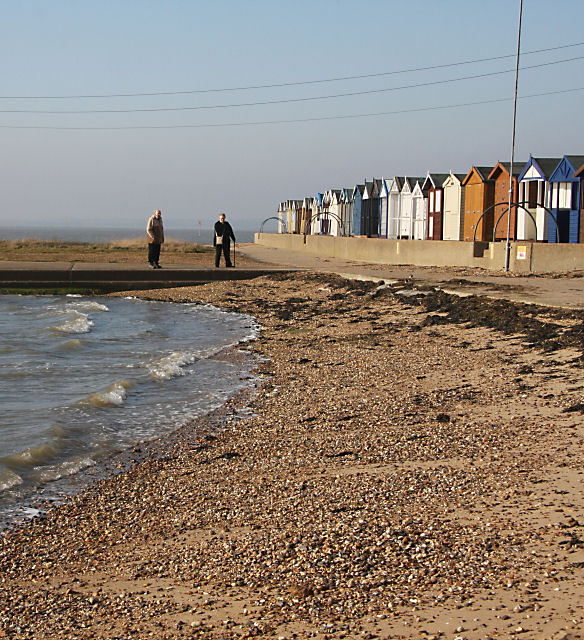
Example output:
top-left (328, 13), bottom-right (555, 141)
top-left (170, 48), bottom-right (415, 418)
top-left (213, 212), bottom-right (236, 267)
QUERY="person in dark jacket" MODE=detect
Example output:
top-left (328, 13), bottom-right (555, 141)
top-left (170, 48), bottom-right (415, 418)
top-left (213, 212), bottom-right (236, 267)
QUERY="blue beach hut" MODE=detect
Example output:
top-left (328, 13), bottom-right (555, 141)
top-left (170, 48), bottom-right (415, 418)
top-left (351, 184), bottom-right (364, 236)
top-left (517, 156), bottom-right (559, 241)
top-left (548, 155), bottom-right (584, 243)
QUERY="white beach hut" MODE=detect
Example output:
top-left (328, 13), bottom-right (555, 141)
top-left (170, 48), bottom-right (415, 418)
top-left (310, 193), bottom-right (323, 235)
top-left (387, 177), bottom-right (402, 239)
top-left (399, 178), bottom-right (420, 239)
top-left (327, 189), bottom-right (343, 236)
top-left (379, 178), bottom-right (391, 238)
top-left (442, 172), bottom-right (466, 241)
top-left (277, 202), bottom-right (286, 233)
top-left (412, 179), bottom-right (427, 240)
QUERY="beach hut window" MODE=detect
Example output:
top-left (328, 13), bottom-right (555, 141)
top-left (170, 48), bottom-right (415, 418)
top-left (558, 182), bottom-right (572, 209)
top-left (528, 181), bottom-right (538, 207)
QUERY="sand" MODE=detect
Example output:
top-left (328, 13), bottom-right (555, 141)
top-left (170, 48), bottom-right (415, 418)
top-left (0, 272), bottom-right (583, 639)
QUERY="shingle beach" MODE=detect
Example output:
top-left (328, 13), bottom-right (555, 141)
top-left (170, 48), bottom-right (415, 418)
top-left (1, 272), bottom-right (583, 639)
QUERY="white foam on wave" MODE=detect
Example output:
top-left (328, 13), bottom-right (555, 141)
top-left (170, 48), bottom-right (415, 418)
top-left (0, 467), bottom-right (23, 492)
top-left (85, 380), bottom-right (132, 407)
top-left (67, 300), bottom-right (109, 312)
top-left (147, 351), bottom-right (197, 381)
top-left (145, 311), bottom-right (260, 383)
top-left (52, 310), bottom-right (94, 334)
top-left (37, 456), bottom-right (96, 484)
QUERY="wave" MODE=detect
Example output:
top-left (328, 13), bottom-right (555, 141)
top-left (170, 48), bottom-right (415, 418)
top-left (37, 457), bottom-right (96, 484)
top-left (66, 301), bottom-right (109, 312)
top-left (51, 310), bottom-right (94, 334)
top-left (0, 467), bottom-right (23, 492)
top-left (0, 295), bottom-right (261, 527)
top-left (83, 380), bottom-right (132, 407)
top-left (147, 351), bottom-right (197, 381)
top-left (146, 317), bottom-right (259, 382)
top-left (57, 338), bottom-right (82, 351)
top-left (2, 441), bottom-right (58, 469)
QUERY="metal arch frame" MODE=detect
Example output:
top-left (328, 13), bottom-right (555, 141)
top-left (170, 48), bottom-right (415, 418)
top-left (493, 204), bottom-right (536, 243)
top-left (303, 211), bottom-right (345, 243)
top-left (471, 201), bottom-right (559, 243)
top-left (260, 216), bottom-right (287, 234)
top-left (494, 201), bottom-right (559, 243)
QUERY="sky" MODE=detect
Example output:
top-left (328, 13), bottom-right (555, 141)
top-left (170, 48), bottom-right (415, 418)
top-left (0, 0), bottom-right (583, 232)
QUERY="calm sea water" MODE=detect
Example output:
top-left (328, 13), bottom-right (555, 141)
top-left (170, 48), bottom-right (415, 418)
top-left (0, 225), bottom-right (256, 244)
top-left (0, 294), bottom-right (259, 528)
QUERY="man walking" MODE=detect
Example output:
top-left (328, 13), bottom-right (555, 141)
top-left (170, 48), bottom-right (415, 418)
top-left (147, 209), bottom-right (164, 268)
top-left (213, 212), bottom-right (236, 267)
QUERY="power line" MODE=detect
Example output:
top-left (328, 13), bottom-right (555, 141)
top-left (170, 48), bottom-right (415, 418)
top-left (1, 55), bottom-right (582, 115)
top-left (0, 87), bottom-right (581, 130)
top-left (0, 41), bottom-right (582, 100)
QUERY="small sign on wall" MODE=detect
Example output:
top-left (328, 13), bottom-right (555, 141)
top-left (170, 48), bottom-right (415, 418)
top-left (516, 245), bottom-right (527, 260)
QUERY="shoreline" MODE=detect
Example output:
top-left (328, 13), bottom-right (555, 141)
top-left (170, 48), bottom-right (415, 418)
top-left (1, 272), bottom-right (583, 639)
top-left (0, 323), bottom-right (263, 531)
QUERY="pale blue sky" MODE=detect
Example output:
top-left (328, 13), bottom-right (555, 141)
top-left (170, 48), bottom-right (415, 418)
top-left (0, 0), bottom-right (582, 231)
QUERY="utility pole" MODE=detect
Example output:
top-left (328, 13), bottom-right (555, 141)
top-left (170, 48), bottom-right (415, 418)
top-left (505, 0), bottom-right (524, 272)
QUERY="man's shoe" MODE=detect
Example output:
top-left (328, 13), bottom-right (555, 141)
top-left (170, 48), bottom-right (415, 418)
top-left (150, 264), bottom-right (157, 269)
top-left (155, 264), bottom-right (162, 269)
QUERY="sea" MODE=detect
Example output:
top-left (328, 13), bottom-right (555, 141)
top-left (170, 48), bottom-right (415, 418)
top-left (0, 225), bottom-right (256, 245)
top-left (0, 293), bottom-right (260, 529)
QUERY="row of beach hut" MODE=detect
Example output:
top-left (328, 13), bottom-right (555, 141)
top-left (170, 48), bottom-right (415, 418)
top-left (277, 154), bottom-right (584, 244)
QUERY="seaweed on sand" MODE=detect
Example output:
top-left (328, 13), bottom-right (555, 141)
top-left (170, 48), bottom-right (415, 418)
top-left (419, 290), bottom-right (584, 353)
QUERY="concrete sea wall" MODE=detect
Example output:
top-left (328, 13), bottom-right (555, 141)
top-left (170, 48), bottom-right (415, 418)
top-left (254, 233), bottom-right (584, 274)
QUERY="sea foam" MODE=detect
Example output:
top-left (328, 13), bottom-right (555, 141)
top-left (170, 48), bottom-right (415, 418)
top-left (67, 301), bottom-right (109, 312)
top-left (84, 381), bottom-right (132, 407)
top-left (0, 467), bottom-right (23, 492)
top-left (147, 351), bottom-right (197, 381)
top-left (38, 457), bottom-right (96, 484)
top-left (52, 311), bottom-right (94, 334)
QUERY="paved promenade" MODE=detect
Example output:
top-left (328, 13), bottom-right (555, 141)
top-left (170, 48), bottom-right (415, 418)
top-left (1, 244), bottom-right (582, 308)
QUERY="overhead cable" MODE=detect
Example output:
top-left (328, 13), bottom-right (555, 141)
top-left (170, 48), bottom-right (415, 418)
top-left (0, 41), bottom-right (582, 100)
top-left (0, 87), bottom-right (581, 130)
top-left (1, 56), bottom-right (582, 115)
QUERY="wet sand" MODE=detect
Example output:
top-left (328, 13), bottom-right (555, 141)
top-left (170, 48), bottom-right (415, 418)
top-left (1, 272), bottom-right (583, 639)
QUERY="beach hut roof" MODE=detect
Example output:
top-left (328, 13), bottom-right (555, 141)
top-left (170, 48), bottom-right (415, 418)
top-left (565, 155), bottom-right (584, 170)
top-left (522, 157), bottom-right (562, 179)
top-left (462, 166), bottom-right (494, 185)
top-left (423, 173), bottom-right (449, 189)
